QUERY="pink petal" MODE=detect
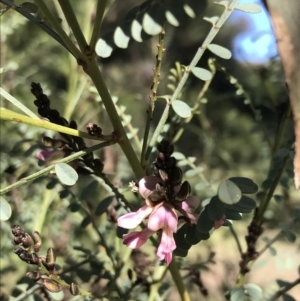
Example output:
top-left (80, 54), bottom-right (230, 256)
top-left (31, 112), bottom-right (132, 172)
top-left (180, 196), bottom-right (200, 212)
top-left (156, 227), bottom-right (176, 264)
top-left (123, 228), bottom-right (154, 249)
top-left (138, 176), bottom-right (161, 199)
top-left (117, 205), bottom-right (153, 229)
top-left (148, 204), bottom-right (178, 233)
top-left (37, 150), bottom-right (65, 162)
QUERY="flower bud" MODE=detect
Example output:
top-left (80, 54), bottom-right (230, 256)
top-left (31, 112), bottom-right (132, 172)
top-left (70, 282), bottom-right (80, 295)
top-left (31, 231), bottom-right (42, 252)
top-left (45, 248), bottom-right (56, 271)
top-left (43, 279), bottom-right (62, 293)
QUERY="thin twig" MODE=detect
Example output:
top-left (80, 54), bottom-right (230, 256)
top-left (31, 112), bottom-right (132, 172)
top-left (0, 141), bottom-right (115, 195)
top-left (229, 225), bottom-right (243, 255)
top-left (267, 278), bottom-right (300, 301)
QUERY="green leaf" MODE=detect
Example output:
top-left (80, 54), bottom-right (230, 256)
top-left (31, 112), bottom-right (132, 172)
top-left (79, 180), bottom-right (98, 200)
top-left (207, 196), bottom-right (225, 221)
top-left (208, 44), bottom-right (232, 59)
top-left (224, 209), bottom-right (242, 220)
top-left (230, 287), bottom-right (245, 301)
top-left (185, 224), bottom-right (202, 245)
top-left (276, 279), bottom-right (291, 287)
top-left (229, 177), bottom-right (258, 194)
top-left (95, 38), bottom-right (113, 58)
top-left (131, 19), bottom-right (143, 42)
top-left (203, 16), bottom-right (219, 25)
top-left (165, 10), bottom-right (179, 27)
top-left (218, 180), bottom-right (242, 204)
top-left (172, 100), bottom-right (191, 118)
top-left (21, 2), bottom-right (39, 14)
top-left (173, 248), bottom-right (188, 257)
top-left (114, 26), bottom-right (130, 48)
top-left (282, 294), bottom-right (296, 301)
top-left (80, 216), bottom-right (92, 228)
top-left (0, 197), bottom-right (12, 221)
top-left (142, 11), bottom-right (163, 35)
top-left (244, 283), bottom-right (262, 301)
top-left (235, 3), bottom-right (262, 14)
top-left (283, 230), bottom-right (296, 243)
top-left (233, 195), bottom-right (257, 210)
top-left (191, 67), bottom-right (213, 81)
top-left (269, 246), bottom-right (277, 256)
top-left (197, 208), bottom-right (214, 233)
top-left (95, 196), bottom-right (114, 216)
top-left (55, 163), bottom-right (78, 186)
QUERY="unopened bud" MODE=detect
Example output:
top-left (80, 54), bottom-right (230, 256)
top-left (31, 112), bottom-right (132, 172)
top-left (32, 231), bottom-right (42, 252)
top-left (27, 271), bottom-right (42, 281)
top-left (43, 279), bottom-right (62, 293)
top-left (45, 248), bottom-right (56, 271)
top-left (70, 282), bottom-right (80, 295)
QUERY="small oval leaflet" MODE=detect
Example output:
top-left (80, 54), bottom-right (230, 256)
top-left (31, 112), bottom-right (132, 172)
top-left (114, 27), bottom-right (130, 49)
top-left (172, 100), bottom-right (191, 118)
top-left (218, 180), bottom-right (242, 205)
top-left (95, 38), bottom-right (113, 58)
top-left (0, 197), bottom-right (12, 221)
top-left (55, 163), bottom-right (78, 186)
top-left (244, 283), bottom-right (262, 301)
top-left (95, 196), bottom-right (115, 216)
top-left (235, 3), bottom-right (262, 14)
top-left (230, 287), bottom-right (245, 301)
top-left (203, 16), bottom-right (219, 25)
top-left (142, 13), bottom-right (162, 35)
top-left (191, 67), bottom-right (213, 81)
top-left (207, 44), bottom-right (232, 59)
top-left (21, 2), bottom-right (39, 14)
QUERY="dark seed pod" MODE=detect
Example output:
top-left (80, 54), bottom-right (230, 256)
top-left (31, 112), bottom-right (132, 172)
top-left (176, 181), bottom-right (191, 201)
top-left (45, 248), bottom-right (56, 271)
top-left (30, 252), bottom-right (39, 264)
top-left (171, 167), bottom-right (183, 186)
top-left (22, 233), bottom-right (33, 249)
top-left (12, 225), bottom-right (25, 237)
top-left (27, 271), bottom-right (42, 281)
top-left (70, 282), bottom-right (80, 295)
top-left (14, 246), bottom-right (24, 255)
top-left (43, 279), bottom-right (62, 293)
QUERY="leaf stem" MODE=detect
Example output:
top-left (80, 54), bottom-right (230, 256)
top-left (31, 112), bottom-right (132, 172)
top-left (229, 224), bottom-right (243, 255)
top-left (57, 0), bottom-right (88, 53)
top-left (169, 259), bottom-right (191, 301)
top-left (89, 0), bottom-right (108, 51)
top-left (0, 141), bottom-right (114, 195)
top-left (33, 0), bottom-right (82, 58)
top-left (0, 88), bottom-right (39, 119)
top-left (85, 58), bottom-right (145, 180)
top-left (141, 29), bottom-right (166, 168)
top-left (0, 108), bottom-right (111, 141)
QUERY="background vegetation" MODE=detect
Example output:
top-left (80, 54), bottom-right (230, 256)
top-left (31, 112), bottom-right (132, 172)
top-left (0, 0), bottom-right (299, 300)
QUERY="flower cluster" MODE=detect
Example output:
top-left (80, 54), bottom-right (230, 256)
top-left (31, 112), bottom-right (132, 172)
top-left (117, 140), bottom-right (200, 264)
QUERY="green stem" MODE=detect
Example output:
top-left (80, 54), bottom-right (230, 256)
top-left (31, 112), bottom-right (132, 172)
top-left (141, 29), bottom-right (166, 168)
top-left (85, 58), bottom-right (145, 180)
top-left (229, 225), bottom-right (243, 255)
top-left (169, 259), bottom-right (191, 301)
top-left (256, 155), bottom-right (289, 222)
top-left (33, 0), bottom-right (82, 58)
top-left (0, 0), bottom-right (68, 51)
top-left (57, 0), bottom-right (88, 53)
top-left (0, 108), bottom-right (111, 141)
top-left (0, 141), bottom-right (114, 195)
top-left (90, 0), bottom-right (108, 51)
top-left (145, 102), bottom-right (170, 160)
top-left (0, 87), bottom-right (39, 119)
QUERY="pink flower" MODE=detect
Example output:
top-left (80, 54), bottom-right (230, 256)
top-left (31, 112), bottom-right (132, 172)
top-left (117, 176), bottom-right (200, 264)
